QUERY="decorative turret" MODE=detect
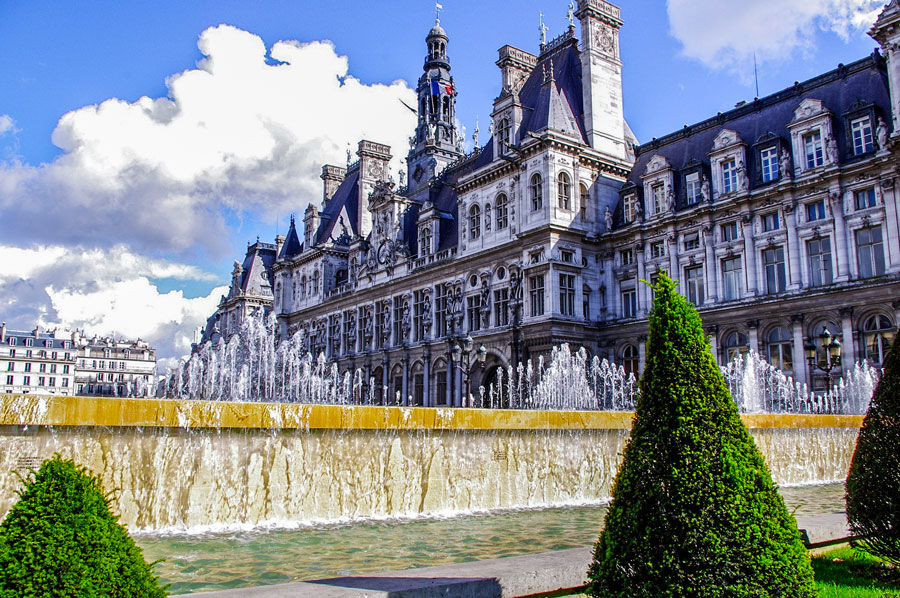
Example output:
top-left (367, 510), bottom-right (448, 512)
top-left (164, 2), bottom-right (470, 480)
top-left (303, 204), bottom-right (320, 249)
top-left (407, 8), bottom-right (463, 193)
top-left (321, 165), bottom-right (347, 206)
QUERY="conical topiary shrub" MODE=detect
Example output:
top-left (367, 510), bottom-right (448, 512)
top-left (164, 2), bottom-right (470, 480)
top-left (0, 455), bottom-right (167, 597)
top-left (846, 327), bottom-right (900, 564)
top-left (587, 273), bottom-right (815, 597)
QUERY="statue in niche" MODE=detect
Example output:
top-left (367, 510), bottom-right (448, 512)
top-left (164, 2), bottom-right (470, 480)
top-left (363, 308), bottom-right (374, 345)
top-left (599, 283), bottom-right (607, 308)
top-left (422, 293), bottom-right (433, 335)
top-left (826, 134), bottom-right (839, 164)
top-left (633, 199), bottom-right (643, 221)
top-left (877, 117), bottom-right (889, 151)
top-left (382, 300), bottom-right (392, 344)
top-left (347, 313), bottom-right (357, 342)
top-left (366, 245), bottom-right (378, 272)
top-left (780, 151), bottom-right (792, 179)
top-left (666, 187), bottom-right (676, 212)
top-left (737, 160), bottom-right (749, 191)
top-left (401, 298), bottom-right (412, 341)
top-left (427, 123), bottom-right (436, 143)
top-left (604, 206), bottom-right (613, 232)
top-left (700, 174), bottom-right (711, 202)
top-left (480, 279), bottom-right (492, 328)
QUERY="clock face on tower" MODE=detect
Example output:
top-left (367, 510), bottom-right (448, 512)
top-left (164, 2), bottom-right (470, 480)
top-left (593, 23), bottom-right (617, 57)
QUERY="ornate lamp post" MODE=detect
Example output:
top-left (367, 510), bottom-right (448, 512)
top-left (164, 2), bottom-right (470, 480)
top-left (450, 334), bottom-right (488, 407)
top-left (804, 327), bottom-right (842, 388)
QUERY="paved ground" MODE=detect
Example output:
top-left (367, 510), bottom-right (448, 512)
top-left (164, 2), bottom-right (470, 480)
top-left (173, 513), bottom-right (850, 597)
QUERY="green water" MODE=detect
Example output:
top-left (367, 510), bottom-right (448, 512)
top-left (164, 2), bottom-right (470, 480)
top-left (139, 483), bottom-right (845, 594)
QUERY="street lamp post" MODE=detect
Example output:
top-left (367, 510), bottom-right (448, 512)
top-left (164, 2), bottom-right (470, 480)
top-left (450, 334), bottom-right (488, 407)
top-left (804, 327), bottom-right (843, 388)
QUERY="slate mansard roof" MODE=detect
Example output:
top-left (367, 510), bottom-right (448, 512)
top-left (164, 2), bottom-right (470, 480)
top-left (623, 51), bottom-right (890, 198)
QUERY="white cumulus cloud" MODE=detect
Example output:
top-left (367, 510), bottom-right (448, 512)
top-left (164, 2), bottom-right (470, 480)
top-left (667, 0), bottom-right (886, 73)
top-left (0, 115), bottom-right (15, 136)
top-left (0, 25), bottom-right (417, 254)
top-left (0, 244), bottom-right (226, 368)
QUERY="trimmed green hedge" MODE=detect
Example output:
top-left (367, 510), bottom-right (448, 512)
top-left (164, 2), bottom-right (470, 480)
top-left (0, 455), bottom-right (166, 597)
top-left (846, 326), bottom-right (900, 564)
top-left (587, 272), bottom-right (815, 597)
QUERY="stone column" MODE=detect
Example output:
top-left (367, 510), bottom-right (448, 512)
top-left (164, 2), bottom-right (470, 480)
top-left (784, 203), bottom-right (802, 291)
top-left (742, 214), bottom-right (758, 296)
top-left (840, 307), bottom-right (856, 369)
top-left (881, 177), bottom-right (900, 273)
top-left (791, 314), bottom-right (808, 386)
top-left (401, 352), bottom-right (409, 407)
top-left (747, 319), bottom-right (760, 354)
top-left (668, 234), bottom-right (678, 279)
top-left (703, 225), bottom-right (718, 304)
top-left (833, 190), bottom-right (851, 282)
top-left (423, 344), bottom-right (431, 407)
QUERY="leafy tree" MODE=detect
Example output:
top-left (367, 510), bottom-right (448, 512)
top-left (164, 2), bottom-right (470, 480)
top-left (587, 273), bottom-right (815, 597)
top-left (846, 326), bottom-right (900, 564)
top-left (0, 455), bottom-right (167, 597)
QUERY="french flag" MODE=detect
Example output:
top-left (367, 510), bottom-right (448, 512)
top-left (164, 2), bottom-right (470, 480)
top-left (431, 79), bottom-right (453, 95)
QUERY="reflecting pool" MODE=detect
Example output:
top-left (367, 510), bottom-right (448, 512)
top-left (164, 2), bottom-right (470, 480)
top-left (140, 483), bottom-right (844, 594)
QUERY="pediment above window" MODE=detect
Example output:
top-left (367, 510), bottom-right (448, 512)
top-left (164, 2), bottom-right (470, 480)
top-left (792, 98), bottom-right (829, 123)
top-left (643, 154), bottom-right (672, 176)
top-left (711, 129), bottom-right (743, 151)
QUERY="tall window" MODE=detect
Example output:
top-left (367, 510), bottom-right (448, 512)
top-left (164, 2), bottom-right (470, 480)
top-left (763, 246), bottom-right (786, 294)
top-left (683, 233), bottom-right (700, 251)
top-left (766, 327), bottom-right (793, 373)
top-left (622, 288), bottom-right (637, 318)
top-left (856, 226), bottom-right (885, 278)
top-left (469, 205), bottom-right (481, 239)
top-left (684, 266), bottom-right (705, 305)
top-left (851, 117), bottom-right (874, 155)
top-left (722, 221), bottom-right (739, 242)
top-left (375, 301), bottom-right (386, 349)
top-left (721, 257), bottom-right (743, 301)
top-left (685, 173), bottom-right (701, 205)
top-left (762, 212), bottom-right (780, 232)
top-left (651, 184), bottom-right (664, 214)
top-left (435, 286), bottom-right (448, 338)
top-left (806, 200), bottom-right (826, 222)
top-left (722, 159), bottom-right (737, 194)
top-left (803, 131), bottom-right (824, 168)
top-left (420, 225), bottom-right (433, 257)
top-left (414, 290), bottom-right (426, 342)
top-left (855, 188), bottom-right (876, 210)
top-left (623, 194), bottom-right (637, 223)
top-left (436, 370), bottom-right (448, 406)
top-left (392, 297), bottom-right (403, 346)
top-left (495, 193), bottom-right (509, 229)
top-left (466, 295), bottom-right (481, 332)
top-left (650, 241), bottom-right (665, 259)
top-left (529, 275), bottom-right (545, 317)
top-left (498, 118), bottom-right (511, 153)
top-left (530, 173), bottom-right (543, 211)
top-left (494, 288), bottom-right (509, 327)
top-left (760, 147), bottom-right (779, 182)
top-left (579, 183), bottom-right (589, 220)
top-left (620, 248), bottom-right (634, 266)
top-left (558, 172), bottom-right (571, 210)
top-left (559, 273), bottom-right (576, 316)
top-left (862, 314), bottom-right (894, 365)
top-left (807, 238), bottom-right (833, 287)
top-left (342, 311), bottom-right (354, 355)
top-left (582, 286), bottom-right (591, 320)
top-left (723, 331), bottom-right (750, 363)
top-left (622, 345), bottom-right (639, 376)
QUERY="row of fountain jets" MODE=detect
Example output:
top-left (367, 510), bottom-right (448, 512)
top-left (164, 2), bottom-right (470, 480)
top-left (160, 313), bottom-right (879, 415)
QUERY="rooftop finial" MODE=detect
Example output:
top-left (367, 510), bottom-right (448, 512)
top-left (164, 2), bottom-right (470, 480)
top-left (539, 12), bottom-right (549, 46)
top-left (435, 1), bottom-right (443, 24)
top-left (346, 143), bottom-right (352, 168)
top-left (473, 116), bottom-right (480, 147)
top-left (567, 1), bottom-right (575, 27)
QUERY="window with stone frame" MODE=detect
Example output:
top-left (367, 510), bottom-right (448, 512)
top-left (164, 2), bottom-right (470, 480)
top-left (420, 225), bottom-right (433, 257)
top-left (342, 311), bottom-right (355, 355)
top-left (684, 265), bottom-right (705, 305)
top-left (850, 116), bottom-right (875, 155)
top-left (620, 248), bottom-right (634, 265)
top-left (683, 232), bottom-right (700, 251)
top-left (807, 237), bottom-right (833, 287)
top-left (806, 200), bottom-right (826, 222)
top-left (413, 290), bottom-right (426, 342)
top-left (721, 159), bottom-right (738, 194)
top-left (559, 273), bottom-right (576, 316)
top-left (621, 345), bottom-right (639, 376)
top-left (498, 118), bottom-right (511, 153)
top-left (760, 146), bottom-right (779, 182)
top-left (466, 295), bottom-right (481, 332)
top-left (494, 288), bottom-right (509, 327)
top-left (856, 226), bottom-right (885, 278)
top-left (685, 172), bottom-right (701, 205)
top-left (650, 241), bottom-right (665, 259)
top-left (766, 327), bottom-right (793, 373)
top-left (651, 183), bottom-right (664, 214)
top-left (529, 275), bottom-right (545, 317)
top-left (469, 204), bottom-right (481, 239)
top-left (580, 183), bottom-right (589, 220)
top-left (582, 286), bottom-right (591, 320)
top-left (495, 193), bottom-right (509, 229)
top-left (722, 331), bottom-right (750, 364)
top-left (530, 173), bottom-right (543, 211)
top-left (392, 297), bottom-right (404, 346)
top-left (861, 314), bottom-right (895, 365)
top-left (721, 256), bottom-right (743, 301)
top-left (435, 370), bottom-right (448, 406)
top-left (375, 302), bottom-right (386, 349)
top-left (623, 194), bottom-right (637, 223)
top-left (721, 221), bottom-right (739, 242)
top-left (803, 130), bottom-right (824, 169)
top-left (762, 212), bottom-right (780, 232)
top-left (435, 285), bottom-right (448, 338)
top-left (621, 287), bottom-right (636, 319)
top-left (558, 172), bottom-right (571, 210)
top-left (854, 188), bottom-right (877, 210)
top-left (762, 246), bottom-right (786, 294)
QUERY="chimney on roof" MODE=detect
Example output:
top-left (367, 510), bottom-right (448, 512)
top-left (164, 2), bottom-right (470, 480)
top-left (32, 326), bottom-right (40, 337)
top-left (321, 165), bottom-right (347, 207)
top-left (275, 234), bottom-right (285, 256)
top-left (0, 322), bottom-right (5, 344)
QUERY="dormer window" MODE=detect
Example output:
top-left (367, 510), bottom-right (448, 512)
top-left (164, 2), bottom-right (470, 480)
top-left (651, 184), bottom-right (664, 214)
top-left (623, 194), bottom-right (637, 224)
top-left (721, 159), bottom-right (737, 194)
top-left (498, 118), bottom-right (511, 153)
top-left (420, 225), bottom-right (433, 257)
top-left (530, 173), bottom-right (543, 211)
top-left (850, 116), bottom-right (874, 155)
top-left (579, 183), bottom-right (589, 220)
top-left (495, 193), bottom-right (509, 229)
top-left (760, 147), bottom-right (779, 182)
top-left (469, 205), bottom-right (481, 239)
top-left (803, 131), bottom-right (824, 168)
top-left (685, 173), bottom-right (701, 205)
top-left (557, 172), bottom-right (571, 210)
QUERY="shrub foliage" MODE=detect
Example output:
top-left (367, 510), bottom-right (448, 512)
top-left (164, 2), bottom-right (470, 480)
top-left (587, 273), bottom-right (816, 597)
top-left (846, 326), bottom-right (900, 564)
top-left (0, 455), bottom-right (166, 597)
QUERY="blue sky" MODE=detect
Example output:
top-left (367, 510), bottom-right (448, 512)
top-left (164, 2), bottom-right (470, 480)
top-left (0, 0), bottom-right (888, 365)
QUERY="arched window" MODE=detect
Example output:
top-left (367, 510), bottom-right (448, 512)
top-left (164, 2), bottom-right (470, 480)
top-left (300, 275), bottom-right (307, 297)
top-left (622, 345), bottom-right (639, 376)
top-left (862, 314), bottom-right (895, 365)
top-left (484, 204), bottom-right (492, 231)
top-left (312, 271), bottom-right (320, 295)
top-left (722, 331), bottom-right (749, 364)
top-left (335, 269), bottom-right (347, 286)
top-left (420, 225), bottom-right (433, 257)
top-left (495, 193), bottom-right (509, 229)
top-left (558, 172), bottom-right (571, 210)
top-left (469, 205), bottom-right (481, 239)
top-left (580, 183), bottom-right (589, 220)
top-left (530, 173), bottom-right (543, 211)
top-left (766, 327), bottom-right (793, 373)
top-left (498, 118), bottom-right (511, 153)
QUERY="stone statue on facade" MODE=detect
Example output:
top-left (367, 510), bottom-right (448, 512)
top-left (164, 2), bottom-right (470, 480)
top-left (700, 174), bottom-right (711, 202)
top-left (401, 298), bottom-right (412, 341)
top-left (826, 134), bottom-right (839, 164)
top-left (633, 199), bottom-right (643, 221)
top-left (363, 307), bottom-right (374, 346)
top-left (877, 117), bottom-right (889, 151)
top-left (480, 279), bottom-right (492, 328)
top-left (780, 151), bottom-right (792, 179)
top-left (382, 300), bottom-right (392, 345)
top-left (666, 187), bottom-right (676, 212)
top-left (604, 206), bottom-right (613, 232)
top-left (737, 160), bottom-right (749, 191)
top-left (422, 293), bottom-right (433, 335)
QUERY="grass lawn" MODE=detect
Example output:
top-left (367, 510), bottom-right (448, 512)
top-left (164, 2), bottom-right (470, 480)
top-left (811, 546), bottom-right (900, 597)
